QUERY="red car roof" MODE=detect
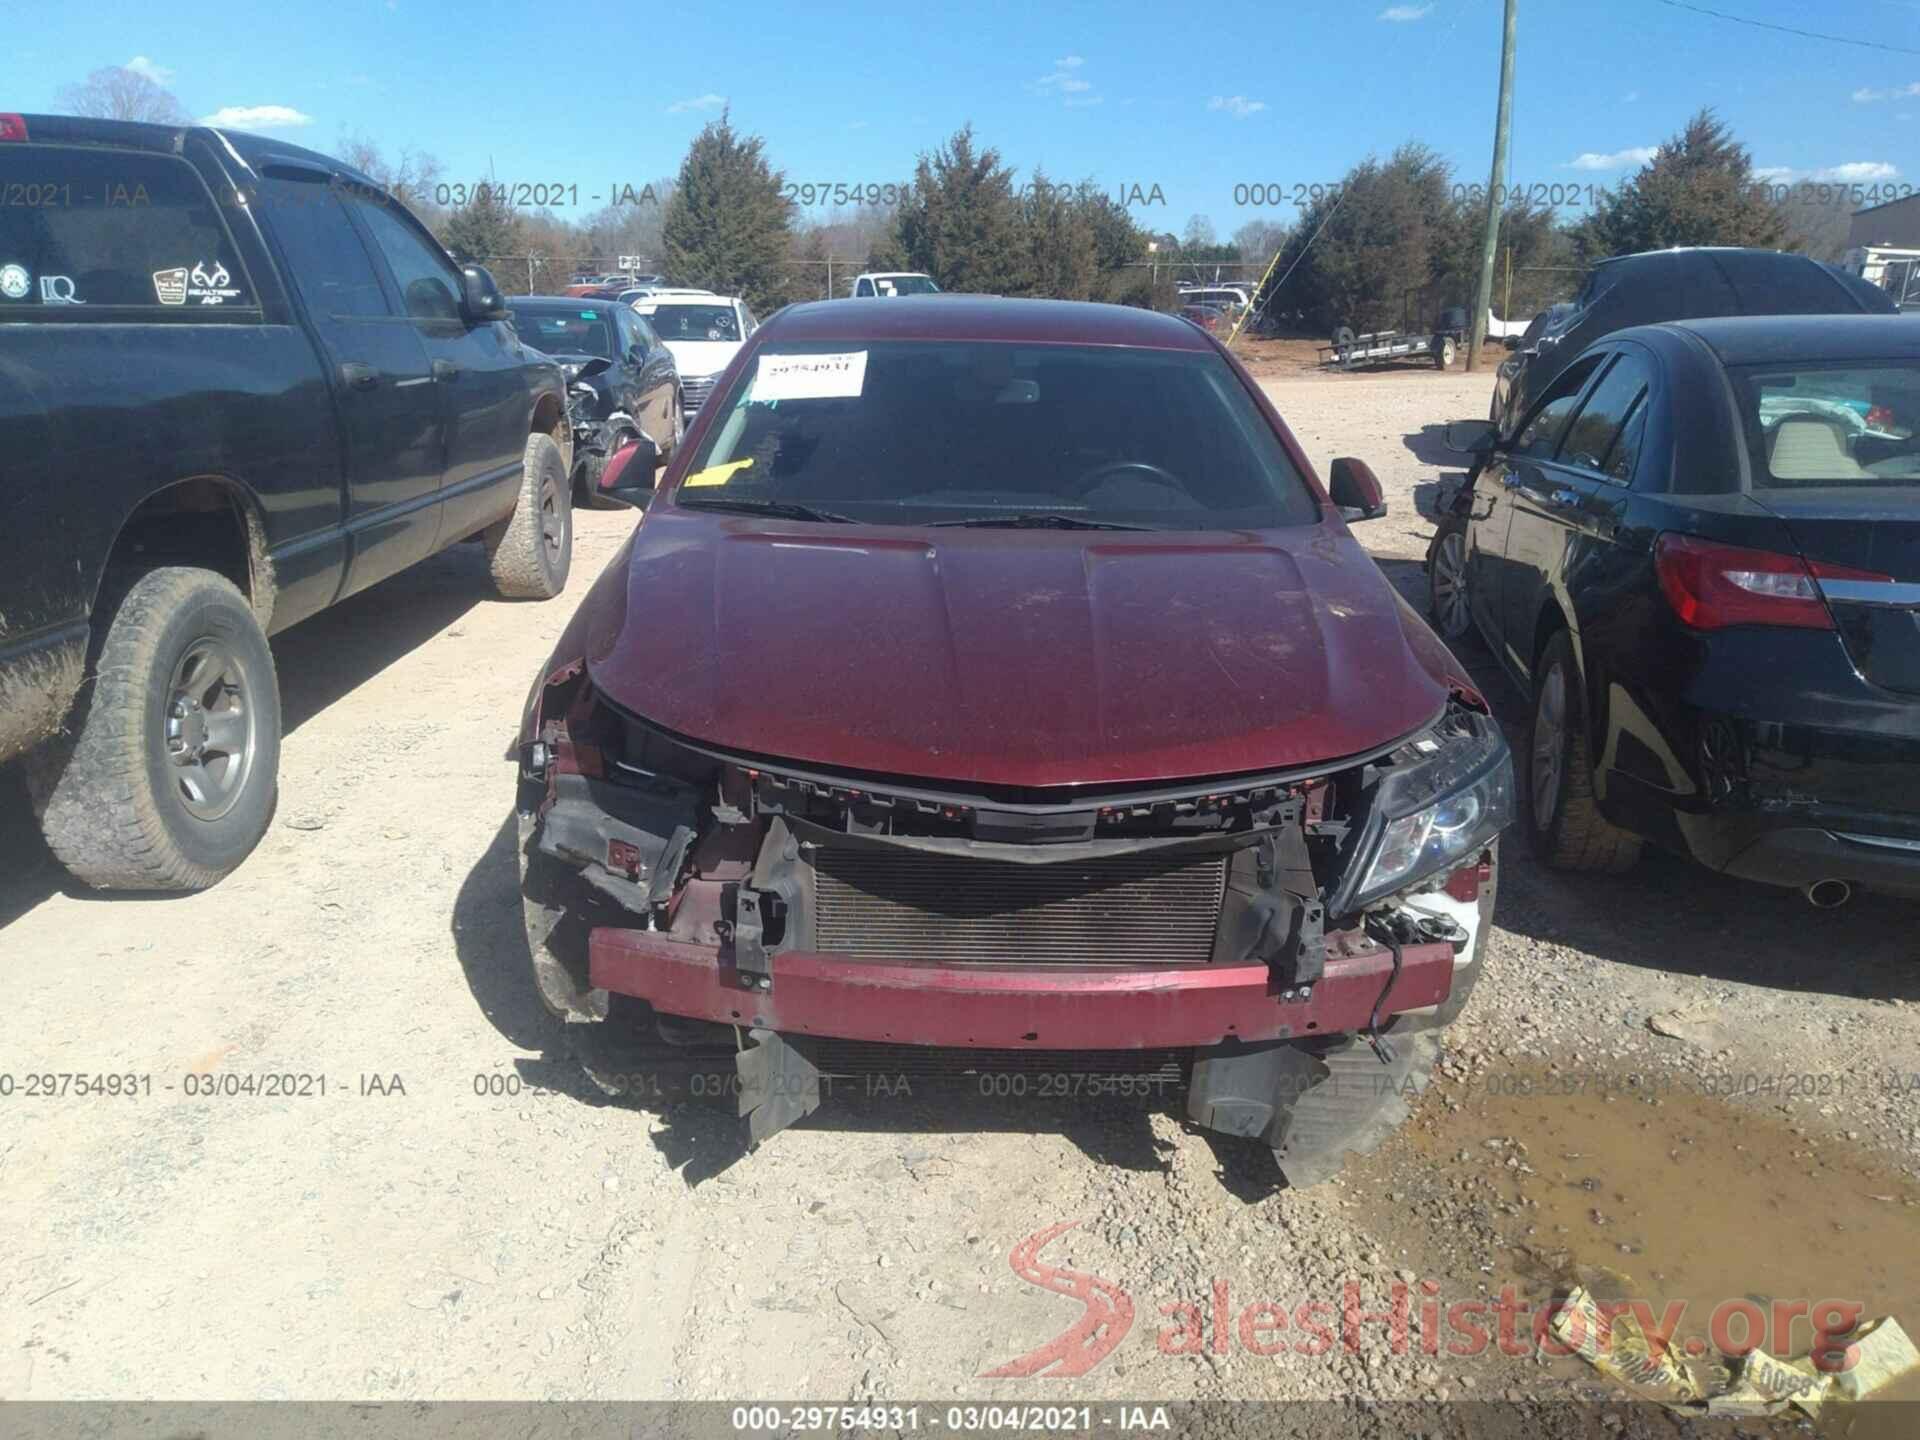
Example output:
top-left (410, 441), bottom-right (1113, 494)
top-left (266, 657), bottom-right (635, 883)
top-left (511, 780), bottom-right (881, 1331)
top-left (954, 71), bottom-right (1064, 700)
top-left (765, 296), bottom-right (1214, 351)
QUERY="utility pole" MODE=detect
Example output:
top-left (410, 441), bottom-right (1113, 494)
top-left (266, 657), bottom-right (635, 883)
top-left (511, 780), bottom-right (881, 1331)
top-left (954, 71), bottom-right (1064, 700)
top-left (1466, 0), bottom-right (1517, 374)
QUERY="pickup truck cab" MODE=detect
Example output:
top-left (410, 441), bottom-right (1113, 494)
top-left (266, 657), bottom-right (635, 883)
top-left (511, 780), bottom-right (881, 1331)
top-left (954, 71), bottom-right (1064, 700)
top-left (0, 113), bottom-right (576, 891)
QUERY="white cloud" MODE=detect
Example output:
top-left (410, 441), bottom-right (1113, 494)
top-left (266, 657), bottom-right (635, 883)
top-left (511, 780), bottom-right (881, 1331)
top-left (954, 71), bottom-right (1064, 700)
top-left (1208, 95), bottom-right (1268, 119)
top-left (1565, 145), bottom-right (1658, 171)
top-left (1748, 162), bottom-right (1899, 185)
top-left (199, 105), bottom-right (313, 130)
top-left (1622, 90), bottom-right (1641, 103)
top-left (1379, 4), bottom-right (1433, 20)
top-left (665, 93), bottom-right (726, 114)
top-left (1854, 82), bottom-right (1920, 103)
top-left (1815, 160), bottom-right (1899, 181)
top-left (124, 55), bottom-right (173, 84)
top-left (1034, 56), bottom-right (1095, 101)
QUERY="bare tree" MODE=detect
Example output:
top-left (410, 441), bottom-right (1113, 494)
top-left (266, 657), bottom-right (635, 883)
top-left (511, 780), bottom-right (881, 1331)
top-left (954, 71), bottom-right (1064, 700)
top-left (56, 66), bottom-right (191, 124)
top-left (335, 132), bottom-right (447, 222)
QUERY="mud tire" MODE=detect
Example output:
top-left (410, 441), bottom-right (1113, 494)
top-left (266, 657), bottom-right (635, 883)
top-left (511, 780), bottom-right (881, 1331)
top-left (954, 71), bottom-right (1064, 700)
top-left (26, 567), bottom-right (279, 891)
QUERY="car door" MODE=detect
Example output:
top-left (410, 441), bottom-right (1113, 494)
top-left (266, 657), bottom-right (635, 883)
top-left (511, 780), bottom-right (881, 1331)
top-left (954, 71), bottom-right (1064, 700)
top-left (1473, 353), bottom-right (1606, 676)
top-left (1501, 351), bottom-right (1652, 687)
top-left (345, 193), bottom-right (530, 549)
top-left (255, 170), bottom-right (444, 597)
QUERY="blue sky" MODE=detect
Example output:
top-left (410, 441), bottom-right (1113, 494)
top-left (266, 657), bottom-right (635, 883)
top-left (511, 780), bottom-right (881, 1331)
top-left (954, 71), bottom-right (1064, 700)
top-left (6, 0), bottom-right (1918, 233)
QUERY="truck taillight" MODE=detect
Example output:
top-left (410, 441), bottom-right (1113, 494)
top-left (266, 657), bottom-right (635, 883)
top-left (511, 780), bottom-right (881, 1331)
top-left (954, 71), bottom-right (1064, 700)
top-left (1654, 533), bottom-right (1887, 632)
top-left (0, 115), bottom-right (27, 142)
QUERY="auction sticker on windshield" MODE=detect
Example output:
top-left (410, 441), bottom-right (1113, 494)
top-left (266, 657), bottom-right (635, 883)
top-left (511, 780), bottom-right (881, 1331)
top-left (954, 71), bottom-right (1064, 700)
top-left (752, 350), bottom-right (867, 402)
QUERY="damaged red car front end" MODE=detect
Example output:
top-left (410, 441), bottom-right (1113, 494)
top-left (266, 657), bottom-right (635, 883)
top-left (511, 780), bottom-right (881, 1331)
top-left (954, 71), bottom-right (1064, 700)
top-left (515, 298), bottom-right (1513, 1183)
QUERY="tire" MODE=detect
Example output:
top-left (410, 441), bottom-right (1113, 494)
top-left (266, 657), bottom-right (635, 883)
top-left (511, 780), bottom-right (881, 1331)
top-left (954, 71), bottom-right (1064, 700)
top-left (1425, 516), bottom-right (1474, 641)
top-left (25, 567), bottom-right (280, 891)
top-left (1524, 629), bottom-right (1643, 872)
top-left (1434, 335), bottom-right (1457, 369)
top-left (1332, 325), bottom-right (1355, 349)
top-left (487, 432), bottom-right (572, 599)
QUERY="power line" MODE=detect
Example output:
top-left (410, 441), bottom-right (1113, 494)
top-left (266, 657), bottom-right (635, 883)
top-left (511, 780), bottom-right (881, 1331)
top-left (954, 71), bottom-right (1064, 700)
top-left (1653, 0), bottom-right (1920, 56)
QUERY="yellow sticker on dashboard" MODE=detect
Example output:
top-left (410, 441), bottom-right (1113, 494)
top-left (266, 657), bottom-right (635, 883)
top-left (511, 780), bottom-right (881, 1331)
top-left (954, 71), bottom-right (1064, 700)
top-left (681, 458), bottom-right (754, 488)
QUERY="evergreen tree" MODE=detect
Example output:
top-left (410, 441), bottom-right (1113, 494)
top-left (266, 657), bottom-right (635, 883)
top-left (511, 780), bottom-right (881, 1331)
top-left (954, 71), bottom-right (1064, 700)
top-left (891, 126), bottom-right (1030, 294)
top-left (661, 111), bottom-right (796, 314)
top-left (1574, 109), bottom-right (1786, 259)
top-left (441, 183), bottom-right (523, 268)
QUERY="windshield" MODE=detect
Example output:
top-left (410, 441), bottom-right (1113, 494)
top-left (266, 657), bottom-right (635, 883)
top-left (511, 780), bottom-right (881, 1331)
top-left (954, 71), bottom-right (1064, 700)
top-left (645, 304), bottom-right (741, 342)
top-left (507, 306), bottom-right (612, 358)
top-left (670, 339), bottom-right (1320, 528)
top-left (873, 275), bottom-right (940, 295)
top-left (1737, 362), bottom-right (1920, 490)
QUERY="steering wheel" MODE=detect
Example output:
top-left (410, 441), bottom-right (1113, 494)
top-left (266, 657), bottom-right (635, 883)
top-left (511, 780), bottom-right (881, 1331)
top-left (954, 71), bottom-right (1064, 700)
top-left (1066, 460), bottom-right (1186, 497)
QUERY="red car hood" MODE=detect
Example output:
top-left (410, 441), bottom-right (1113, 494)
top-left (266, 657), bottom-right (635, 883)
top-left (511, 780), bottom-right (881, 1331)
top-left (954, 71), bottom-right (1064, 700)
top-left (581, 511), bottom-right (1452, 788)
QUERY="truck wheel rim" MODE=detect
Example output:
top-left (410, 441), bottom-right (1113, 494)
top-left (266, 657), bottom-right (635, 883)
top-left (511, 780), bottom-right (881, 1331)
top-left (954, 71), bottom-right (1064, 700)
top-left (1532, 664), bottom-right (1567, 823)
top-left (164, 639), bottom-right (255, 821)
top-left (1432, 533), bottom-right (1470, 634)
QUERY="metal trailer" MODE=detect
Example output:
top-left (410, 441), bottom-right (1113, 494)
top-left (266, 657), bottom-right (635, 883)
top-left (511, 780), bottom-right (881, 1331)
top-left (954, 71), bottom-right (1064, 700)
top-left (1318, 305), bottom-right (1469, 371)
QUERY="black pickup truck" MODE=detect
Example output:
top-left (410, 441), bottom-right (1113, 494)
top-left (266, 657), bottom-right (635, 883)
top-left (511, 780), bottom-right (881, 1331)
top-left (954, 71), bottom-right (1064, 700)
top-left (0, 113), bottom-right (575, 891)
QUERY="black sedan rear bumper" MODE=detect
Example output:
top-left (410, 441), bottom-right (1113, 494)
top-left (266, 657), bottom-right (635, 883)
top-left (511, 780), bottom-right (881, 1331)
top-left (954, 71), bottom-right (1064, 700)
top-left (1719, 825), bottom-right (1920, 901)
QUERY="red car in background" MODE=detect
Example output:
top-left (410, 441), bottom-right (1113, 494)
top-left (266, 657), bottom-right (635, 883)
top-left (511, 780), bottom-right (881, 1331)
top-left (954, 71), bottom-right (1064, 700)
top-left (519, 297), bottom-right (1513, 1184)
top-left (1178, 302), bottom-right (1229, 333)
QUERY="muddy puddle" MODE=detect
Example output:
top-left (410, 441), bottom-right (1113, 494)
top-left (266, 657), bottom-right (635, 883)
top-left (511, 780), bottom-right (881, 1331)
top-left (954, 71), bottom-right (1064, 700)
top-left (1403, 1064), bottom-right (1920, 1430)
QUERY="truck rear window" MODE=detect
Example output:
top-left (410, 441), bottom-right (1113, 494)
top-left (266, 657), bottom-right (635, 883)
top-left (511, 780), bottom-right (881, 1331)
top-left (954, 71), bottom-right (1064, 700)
top-left (0, 146), bottom-right (253, 317)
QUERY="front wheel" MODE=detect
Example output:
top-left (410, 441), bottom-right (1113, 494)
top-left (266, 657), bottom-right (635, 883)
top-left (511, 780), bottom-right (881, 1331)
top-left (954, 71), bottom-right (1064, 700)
top-left (1524, 630), bottom-right (1643, 872)
top-left (26, 567), bottom-right (280, 891)
top-left (1426, 516), bottom-right (1474, 641)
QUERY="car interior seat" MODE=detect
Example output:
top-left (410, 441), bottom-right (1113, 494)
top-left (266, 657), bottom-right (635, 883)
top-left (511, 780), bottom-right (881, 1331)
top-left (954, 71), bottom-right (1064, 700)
top-left (1767, 415), bottom-right (1870, 481)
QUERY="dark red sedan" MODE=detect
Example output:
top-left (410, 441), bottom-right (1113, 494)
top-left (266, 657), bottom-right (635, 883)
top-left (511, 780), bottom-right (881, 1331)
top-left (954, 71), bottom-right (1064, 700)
top-left (517, 297), bottom-right (1512, 1184)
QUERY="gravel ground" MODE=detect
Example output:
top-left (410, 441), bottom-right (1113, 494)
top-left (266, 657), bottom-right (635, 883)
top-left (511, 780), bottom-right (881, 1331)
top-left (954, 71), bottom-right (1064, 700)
top-left (1, 368), bottom-right (1913, 1426)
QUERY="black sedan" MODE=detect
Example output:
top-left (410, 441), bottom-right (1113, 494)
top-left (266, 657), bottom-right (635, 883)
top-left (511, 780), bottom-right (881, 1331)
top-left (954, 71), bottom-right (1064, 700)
top-left (1493, 248), bottom-right (1895, 438)
top-left (1429, 314), bottom-right (1920, 904)
top-left (505, 297), bottom-right (681, 499)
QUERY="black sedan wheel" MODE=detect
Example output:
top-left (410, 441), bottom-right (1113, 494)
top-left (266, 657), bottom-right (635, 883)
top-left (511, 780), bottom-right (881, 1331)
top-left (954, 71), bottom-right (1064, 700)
top-left (1426, 518), bottom-right (1473, 641)
top-left (1524, 630), bottom-right (1643, 872)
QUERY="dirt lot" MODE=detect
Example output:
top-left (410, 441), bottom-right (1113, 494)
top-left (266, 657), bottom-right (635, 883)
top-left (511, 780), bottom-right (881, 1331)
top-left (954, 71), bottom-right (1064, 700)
top-left (2, 369), bottom-right (1915, 1428)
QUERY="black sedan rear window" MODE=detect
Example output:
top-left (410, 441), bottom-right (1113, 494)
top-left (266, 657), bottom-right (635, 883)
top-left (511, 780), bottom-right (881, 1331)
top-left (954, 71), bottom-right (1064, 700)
top-left (672, 339), bottom-right (1321, 529)
top-left (1736, 361), bottom-right (1920, 489)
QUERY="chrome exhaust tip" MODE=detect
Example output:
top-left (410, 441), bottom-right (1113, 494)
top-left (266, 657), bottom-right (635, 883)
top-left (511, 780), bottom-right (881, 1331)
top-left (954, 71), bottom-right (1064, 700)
top-left (1805, 878), bottom-right (1853, 909)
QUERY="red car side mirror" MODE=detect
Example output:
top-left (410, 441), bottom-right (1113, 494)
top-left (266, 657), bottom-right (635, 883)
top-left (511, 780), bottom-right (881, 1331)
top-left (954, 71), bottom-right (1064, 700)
top-left (1327, 457), bottom-right (1388, 522)
top-left (598, 434), bottom-right (661, 509)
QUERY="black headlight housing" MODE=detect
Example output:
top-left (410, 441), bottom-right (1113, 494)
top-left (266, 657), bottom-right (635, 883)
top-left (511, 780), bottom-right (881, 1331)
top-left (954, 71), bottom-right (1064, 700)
top-left (1326, 706), bottom-right (1513, 916)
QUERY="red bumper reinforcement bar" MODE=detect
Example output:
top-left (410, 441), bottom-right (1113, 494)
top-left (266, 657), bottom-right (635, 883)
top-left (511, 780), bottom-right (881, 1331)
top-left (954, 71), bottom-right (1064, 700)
top-left (587, 929), bottom-right (1455, 1049)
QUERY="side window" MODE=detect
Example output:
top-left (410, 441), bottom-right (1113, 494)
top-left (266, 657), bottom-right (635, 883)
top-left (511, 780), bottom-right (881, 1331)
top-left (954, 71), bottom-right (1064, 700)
top-left (1513, 356), bottom-right (1604, 460)
top-left (1604, 402), bottom-right (1650, 484)
top-left (740, 305), bottom-right (757, 334)
top-left (348, 196), bottom-right (461, 323)
top-left (1558, 354), bottom-right (1653, 475)
top-left (0, 146), bottom-right (252, 315)
top-left (259, 180), bottom-right (389, 319)
top-left (854, 278), bottom-right (874, 297)
top-left (634, 315), bottom-right (662, 352)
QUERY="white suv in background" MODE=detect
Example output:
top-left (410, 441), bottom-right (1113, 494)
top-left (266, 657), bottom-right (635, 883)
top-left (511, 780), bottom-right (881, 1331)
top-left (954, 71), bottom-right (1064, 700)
top-left (631, 294), bottom-right (758, 421)
top-left (850, 271), bottom-right (941, 297)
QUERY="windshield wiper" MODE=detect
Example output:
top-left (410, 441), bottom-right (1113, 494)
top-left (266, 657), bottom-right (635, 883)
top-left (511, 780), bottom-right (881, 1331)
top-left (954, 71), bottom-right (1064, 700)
top-left (675, 496), bottom-right (862, 524)
top-left (929, 512), bottom-right (1152, 531)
